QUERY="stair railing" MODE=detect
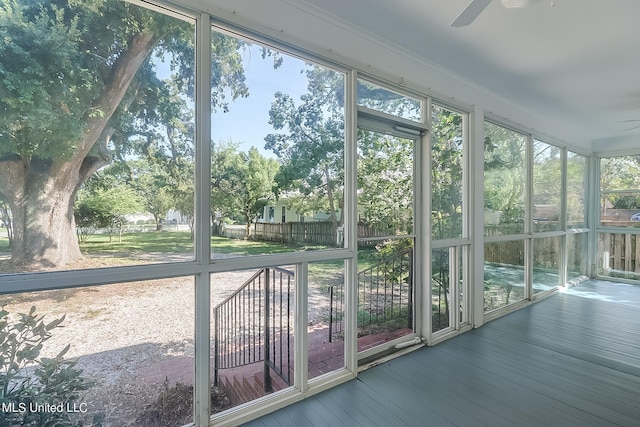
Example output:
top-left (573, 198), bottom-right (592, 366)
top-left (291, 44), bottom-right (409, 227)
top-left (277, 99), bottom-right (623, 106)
top-left (213, 266), bottom-right (294, 391)
top-left (329, 248), bottom-right (413, 342)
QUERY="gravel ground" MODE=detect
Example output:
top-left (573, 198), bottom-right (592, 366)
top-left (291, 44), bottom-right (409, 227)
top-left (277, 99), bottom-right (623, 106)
top-left (0, 260), bottom-right (337, 426)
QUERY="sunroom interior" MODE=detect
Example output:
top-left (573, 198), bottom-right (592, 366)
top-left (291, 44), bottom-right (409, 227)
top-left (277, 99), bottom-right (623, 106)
top-left (1, 0), bottom-right (640, 426)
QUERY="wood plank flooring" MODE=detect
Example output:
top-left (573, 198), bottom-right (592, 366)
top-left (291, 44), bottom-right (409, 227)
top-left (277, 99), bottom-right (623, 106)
top-left (244, 280), bottom-right (640, 426)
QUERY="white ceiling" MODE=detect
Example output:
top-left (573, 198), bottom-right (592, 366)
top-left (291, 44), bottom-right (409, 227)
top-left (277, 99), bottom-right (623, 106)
top-left (201, 0), bottom-right (640, 153)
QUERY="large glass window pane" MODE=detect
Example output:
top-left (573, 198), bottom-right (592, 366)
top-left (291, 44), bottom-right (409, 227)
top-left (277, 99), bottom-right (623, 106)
top-left (309, 260), bottom-right (345, 380)
top-left (567, 152), bottom-right (587, 228)
top-left (0, 0), bottom-right (196, 274)
top-left (358, 130), bottom-right (413, 236)
top-left (533, 236), bottom-right (562, 293)
top-left (600, 156), bottom-right (640, 226)
top-left (357, 79), bottom-right (421, 121)
top-left (431, 246), bottom-right (465, 333)
top-left (210, 31), bottom-right (345, 258)
top-left (356, 240), bottom-right (414, 352)
top-left (432, 248), bottom-right (451, 332)
top-left (0, 278), bottom-right (194, 426)
top-left (484, 123), bottom-right (527, 236)
top-left (568, 232), bottom-right (588, 281)
top-left (356, 128), bottom-right (415, 349)
top-left (431, 105), bottom-right (464, 240)
top-left (533, 141), bottom-right (561, 232)
top-left (211, 266), bottom-right (295, 411)
top-left (484, 240), bottom-right (525, 312)
top-left (597, 232), bottom-right (640, 281)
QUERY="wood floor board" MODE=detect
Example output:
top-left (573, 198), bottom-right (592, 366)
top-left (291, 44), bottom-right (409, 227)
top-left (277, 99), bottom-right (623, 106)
top-left (316, 381), bottom-right (413, 427)
top-left (367, 358), bottom-right (512, 426)
top-left (436, 337), bottom-right (639, 425)
top-left (242, 280), bottom-right (640, 426)
top-left (359, 366), bottom-right (466, 426)
top-left (442, 332), bottom-right (640, 408)
top-left (422, 344), bottom-right (605, 426)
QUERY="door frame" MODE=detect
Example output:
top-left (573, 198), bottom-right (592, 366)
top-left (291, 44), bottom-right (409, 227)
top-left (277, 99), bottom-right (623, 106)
top-left (356, 107), bottom-right (428, 363)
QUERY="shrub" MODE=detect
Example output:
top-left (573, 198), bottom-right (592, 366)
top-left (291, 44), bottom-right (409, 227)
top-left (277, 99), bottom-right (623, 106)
top-left (0, 306), bottom-right (97, 426)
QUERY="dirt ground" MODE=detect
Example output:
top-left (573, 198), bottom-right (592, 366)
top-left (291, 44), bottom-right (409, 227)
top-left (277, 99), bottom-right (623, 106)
top-left (0, 259), bottom-right (336, 426)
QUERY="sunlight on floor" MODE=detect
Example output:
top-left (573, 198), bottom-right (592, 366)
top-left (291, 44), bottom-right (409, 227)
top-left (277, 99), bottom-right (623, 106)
top-left (561, 280), bottom-right (640, 307)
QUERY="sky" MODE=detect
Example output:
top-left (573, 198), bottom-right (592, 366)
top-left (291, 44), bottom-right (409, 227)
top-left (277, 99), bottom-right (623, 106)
top-left (211, 44), bottom-right (310, 158)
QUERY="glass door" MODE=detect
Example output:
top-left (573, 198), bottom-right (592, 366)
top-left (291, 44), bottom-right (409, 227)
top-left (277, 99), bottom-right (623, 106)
top-left (356, 110), bottom-right (425, 362)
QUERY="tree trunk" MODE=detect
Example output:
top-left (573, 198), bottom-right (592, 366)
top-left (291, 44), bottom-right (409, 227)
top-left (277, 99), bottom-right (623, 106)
top-left (244, 204), bottom-right (252, 239)
top-left (324, 164), bottom-right (339, 244)
top-left (0, 32), bottom-right (159, 269)
top-left (3, 160), bottom-right (84, 269)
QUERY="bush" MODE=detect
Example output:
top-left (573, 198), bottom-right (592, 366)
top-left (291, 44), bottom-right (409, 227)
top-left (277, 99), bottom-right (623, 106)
top-left (0, 306), bottom-right (97, 426)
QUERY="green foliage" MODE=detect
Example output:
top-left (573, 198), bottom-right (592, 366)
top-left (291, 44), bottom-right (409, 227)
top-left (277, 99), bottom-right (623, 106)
top-left (484, 122), bottom-right (526, 228)
top-left (372, 239), bottom-right (413, 286)
top-left (358, 130), bottom-right (413, 234)
top-left (0, 0), bottom-right (247, 266)
top-left (211, 142), bottom-right (278, 234)
top-left (75, 186), bottom-right (143, 241)
top-left (600, 156), bottom-right (640, 212)
top-left (431, 106), bottom-right (464, 239)
top-left (0, 0), bottom-right (89, 161)
top-left (356, 80), bottom-right (421, 120)
top-left (0, 306), bottom-right (95, 427)
top-left (532, 141), bottom-right (562, 207)
top-left (265, 66), bottom-right (345, 226)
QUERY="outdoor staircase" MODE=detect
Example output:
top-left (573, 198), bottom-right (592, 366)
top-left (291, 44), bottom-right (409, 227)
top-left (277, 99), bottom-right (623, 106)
top-left (218, 325), bottom-right (345, 405)
top-left (213, 249), bottom-right (414, 406)
top-left (218, 324), bottom-right (413, 406)
top-left (219, 364), bottom-right (289, 404)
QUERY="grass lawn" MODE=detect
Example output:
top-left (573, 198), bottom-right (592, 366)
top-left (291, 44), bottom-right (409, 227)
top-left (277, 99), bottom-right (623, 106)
top-left (80, 231), bottom-right (334, 256)
top-left (2, 229), bottom-right (380, 274)
top-left (80, 231), bottom-right (194, 255)
top-left (0, 228), bottom-right (9, 253)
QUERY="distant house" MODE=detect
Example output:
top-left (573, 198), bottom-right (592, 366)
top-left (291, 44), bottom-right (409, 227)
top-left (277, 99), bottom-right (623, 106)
top-left (259, 198), bottom-right (342, 224)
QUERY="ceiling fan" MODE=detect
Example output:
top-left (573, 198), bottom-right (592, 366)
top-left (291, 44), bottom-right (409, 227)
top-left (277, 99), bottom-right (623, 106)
top-left (451, 0), bottom-right (542, 27)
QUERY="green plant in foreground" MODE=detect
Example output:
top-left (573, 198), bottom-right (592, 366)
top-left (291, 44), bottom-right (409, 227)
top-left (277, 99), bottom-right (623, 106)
top-left (0, 306), bottom-right (96, 426)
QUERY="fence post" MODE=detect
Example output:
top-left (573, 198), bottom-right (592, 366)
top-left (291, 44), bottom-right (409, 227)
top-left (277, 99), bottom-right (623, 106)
top-left (263, 268), bottom-right (272, 392)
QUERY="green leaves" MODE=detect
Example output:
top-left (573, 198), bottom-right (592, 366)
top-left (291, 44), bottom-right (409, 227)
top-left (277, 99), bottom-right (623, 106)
top-left (211, 142), bottom-right (279, 232)
top-left (0, 306), bottom-right (93, 426)
top-left (265, 66), bottom-right (345, 225)
top-left (357, 130), bottom-right (414, 235)
top-left (0, 0), bottom-right (92, 161)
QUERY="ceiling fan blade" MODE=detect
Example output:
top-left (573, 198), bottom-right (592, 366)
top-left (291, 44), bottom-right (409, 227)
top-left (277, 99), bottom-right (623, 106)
top-left (451, 0), bottom-right (493, 27)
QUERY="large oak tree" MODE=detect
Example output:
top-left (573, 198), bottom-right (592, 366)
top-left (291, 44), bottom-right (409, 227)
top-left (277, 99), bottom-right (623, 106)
top-left (0, 0), bottom-right (246, 268)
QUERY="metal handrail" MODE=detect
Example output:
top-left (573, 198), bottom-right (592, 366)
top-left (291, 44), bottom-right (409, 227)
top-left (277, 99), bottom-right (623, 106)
top-left (213, 267), bottom-right (294, 391)
top-left (329, 248), bottom-right (413, 342)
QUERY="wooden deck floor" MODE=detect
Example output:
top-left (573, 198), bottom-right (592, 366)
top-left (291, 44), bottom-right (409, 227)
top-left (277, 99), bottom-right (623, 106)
top-left (244, 280), bottom-right (640, 426)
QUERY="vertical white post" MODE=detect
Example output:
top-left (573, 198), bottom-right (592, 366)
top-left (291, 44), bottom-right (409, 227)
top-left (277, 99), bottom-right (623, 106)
top-left (344, 70), bottom-right (358, 373)
top-left (560, 148), bottom-right (568, 286)
top-left (194, 12), bottom-right (212, 426)
top-left (525, 134), bottom-right (533, 300)
top-left (588, 155), bottom-right (599, 277)
top-left (295, 262), bottom-right (309, 392)
top-left (420, 98), bottom-right (432, 342)
top-left (470, 107), bottom-right (485, 328)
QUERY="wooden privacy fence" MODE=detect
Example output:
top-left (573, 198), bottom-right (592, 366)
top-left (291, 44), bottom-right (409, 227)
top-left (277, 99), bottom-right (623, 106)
top-left (599, 232), bottom-right (640, 274)
top-left (484, 233), bottom-right (585, 271)
top-left (254, 221), bottom-right (337, 246)
top-left (215, 221), bottom-right (388, 247)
